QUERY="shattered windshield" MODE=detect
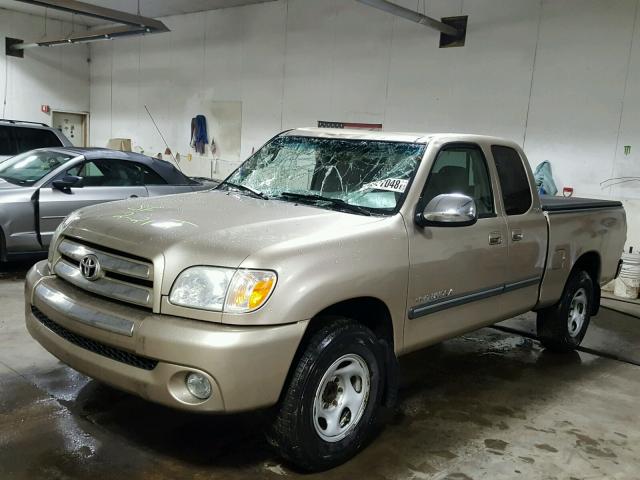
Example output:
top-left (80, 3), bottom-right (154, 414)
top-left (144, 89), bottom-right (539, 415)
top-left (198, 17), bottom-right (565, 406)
top-left (221, 136), bottom-right (425, 215)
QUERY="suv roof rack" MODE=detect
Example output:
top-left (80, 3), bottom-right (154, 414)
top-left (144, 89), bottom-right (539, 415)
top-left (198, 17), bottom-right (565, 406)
top-left (0, 119), bottom-right (49, 127)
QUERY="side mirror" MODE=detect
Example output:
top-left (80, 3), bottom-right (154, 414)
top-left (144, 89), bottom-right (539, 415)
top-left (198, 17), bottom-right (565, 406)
top-left (416, 193), bottom-right (477, 227)
top-left (52, 175), bottom-right (83, 192)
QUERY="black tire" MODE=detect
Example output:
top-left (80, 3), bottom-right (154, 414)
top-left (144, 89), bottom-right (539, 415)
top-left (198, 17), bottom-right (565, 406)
top-left (537, 270), bottom-right (594, 352)
top-left (267, 317), bottom-right (386, 472)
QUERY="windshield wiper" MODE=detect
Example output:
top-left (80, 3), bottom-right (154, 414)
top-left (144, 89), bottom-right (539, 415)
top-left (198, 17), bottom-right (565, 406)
top-left (278, 192), bottom-right (371, 216)
top-left (219, 181), bottom-right (269, 200)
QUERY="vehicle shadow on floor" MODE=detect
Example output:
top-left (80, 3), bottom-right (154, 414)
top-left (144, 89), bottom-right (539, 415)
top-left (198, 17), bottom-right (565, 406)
top-left (70, 379), bottom-right (276, 468)
top-left (0, 259), bottom-right (40, 280)
top-left (60, 327), bottom-right (609, 476)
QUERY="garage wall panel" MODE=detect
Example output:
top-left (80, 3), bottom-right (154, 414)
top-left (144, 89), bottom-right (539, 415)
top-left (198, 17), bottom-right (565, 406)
top-left (385, 0), bottom-right (540, 141)
top-left (109, 38), bottom-right (141, 144)
top-left (613, 1), bottom-right (640, 201)
top-left (240, 1), bottom-right (287, 159)
top-left (0, 9), bottom-right (89, 124)
top-left (326, 1), bottom-right (393, 127)
top-left (136, 26), bottom-right (174, 158)
top-left (88, 42), bottom-right (112, 148)
top-left (524, 0), bottom-right (637, 198)
top-left (280, 0), bottom-right (337, 130)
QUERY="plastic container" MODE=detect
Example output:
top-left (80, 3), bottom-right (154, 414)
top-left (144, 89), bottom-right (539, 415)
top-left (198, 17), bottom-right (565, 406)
top-left (614, 251), bottom-right (640, 299)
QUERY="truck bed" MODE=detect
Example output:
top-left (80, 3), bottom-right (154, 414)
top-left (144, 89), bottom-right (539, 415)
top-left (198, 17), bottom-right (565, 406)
top-left (540, 195), bottom-right (623, 212)
top-left (537, 195), bottom-right (626, 309)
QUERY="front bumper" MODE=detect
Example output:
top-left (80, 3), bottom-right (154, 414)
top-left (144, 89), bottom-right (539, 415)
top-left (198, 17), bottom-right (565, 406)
top-left (25, 261), bottom-right (308, 413)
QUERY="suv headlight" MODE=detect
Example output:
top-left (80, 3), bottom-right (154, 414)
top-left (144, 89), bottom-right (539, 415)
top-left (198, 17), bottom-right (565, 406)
top-left (169, 267), bottom-right (277, 313)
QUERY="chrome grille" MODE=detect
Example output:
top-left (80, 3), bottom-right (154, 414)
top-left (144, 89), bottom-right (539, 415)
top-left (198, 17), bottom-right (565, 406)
top-left (31, 306), bottom-right (158, 371)
top-left (55, 237), bottom-right (154, 309)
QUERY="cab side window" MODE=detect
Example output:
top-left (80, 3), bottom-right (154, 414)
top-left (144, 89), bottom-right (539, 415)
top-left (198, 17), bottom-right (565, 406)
top-left (67, 160), bottom-right (158, 187)
top-left (66, 161), bottom-right (107, 186)
top-left (422, 145), bottom-right (494, 216)
top-left (491, 146), bottom-right (532, 215)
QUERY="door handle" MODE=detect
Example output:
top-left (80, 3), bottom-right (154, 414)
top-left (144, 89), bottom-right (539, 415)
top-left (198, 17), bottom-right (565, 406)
top-left (129, 195), bottom-right (139, 198)
top-left (512, 230), bottom-right (524, 241)
top-left (489, 232), bottom-right (502, 245)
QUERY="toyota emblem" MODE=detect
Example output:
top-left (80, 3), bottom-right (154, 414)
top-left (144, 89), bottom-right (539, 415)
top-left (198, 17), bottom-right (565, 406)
top-left (79, 254), bottom-right (101, 281)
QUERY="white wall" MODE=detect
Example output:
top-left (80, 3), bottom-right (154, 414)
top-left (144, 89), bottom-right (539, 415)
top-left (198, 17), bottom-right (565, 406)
top-left (88, 0), bottom-right (640, 246)
top-left (0, 8), bottom-right (90, 124)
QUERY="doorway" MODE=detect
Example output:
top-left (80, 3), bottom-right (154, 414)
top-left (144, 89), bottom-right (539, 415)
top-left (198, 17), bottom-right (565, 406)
top-left (51, 111), bottom-right (89, 147)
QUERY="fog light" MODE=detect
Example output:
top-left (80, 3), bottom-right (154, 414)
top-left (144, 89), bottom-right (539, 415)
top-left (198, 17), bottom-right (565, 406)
top-left (185, 372), bottom-right (212, 400)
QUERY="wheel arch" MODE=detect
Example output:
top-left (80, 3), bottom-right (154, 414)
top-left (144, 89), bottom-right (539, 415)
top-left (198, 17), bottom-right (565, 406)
top-left (305, 296), bottom-right (395, 348)
top-left (279, 296), bottom-right (398, 408)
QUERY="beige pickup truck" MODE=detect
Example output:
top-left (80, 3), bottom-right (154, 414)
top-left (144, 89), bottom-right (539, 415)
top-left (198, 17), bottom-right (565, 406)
top-left (25, 129), bottom-right (626, 470)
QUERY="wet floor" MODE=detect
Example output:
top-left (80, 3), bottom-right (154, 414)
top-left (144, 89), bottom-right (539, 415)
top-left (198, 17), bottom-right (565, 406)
top-left (1, 261), bottom-right (639, 479)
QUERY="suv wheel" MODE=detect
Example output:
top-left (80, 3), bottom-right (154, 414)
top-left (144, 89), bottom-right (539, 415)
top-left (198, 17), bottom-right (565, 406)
top-left (537, 270), bottom-right (594, 352)
top-left (267, 318), bottom-right (385, 471)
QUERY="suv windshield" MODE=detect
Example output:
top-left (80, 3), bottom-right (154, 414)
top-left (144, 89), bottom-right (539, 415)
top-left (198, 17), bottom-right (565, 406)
top-left (221, 136), bottom-right (425, 214)
top-left (0, 150), bottom-right (73, 186)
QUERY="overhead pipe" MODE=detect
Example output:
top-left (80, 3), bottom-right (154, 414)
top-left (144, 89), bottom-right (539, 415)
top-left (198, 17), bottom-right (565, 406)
top-left (9, 0), bottom-right (169, 51)
top-left (355, 0), bottom-right (459, 36)
top-left (14, 0), bottom-right (169, 31)
top-left (13, 26), bottom-right (151, 50)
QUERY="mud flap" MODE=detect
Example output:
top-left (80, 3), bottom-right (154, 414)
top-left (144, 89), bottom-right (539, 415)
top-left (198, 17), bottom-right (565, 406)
top-left (378, 338), bottom-right (398, 408)
top-left (591, 282), bottom-right (601, 316)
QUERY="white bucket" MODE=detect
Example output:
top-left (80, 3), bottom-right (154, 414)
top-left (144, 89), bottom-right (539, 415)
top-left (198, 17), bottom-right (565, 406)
top-left (614, 252), bottom-right (640, 299)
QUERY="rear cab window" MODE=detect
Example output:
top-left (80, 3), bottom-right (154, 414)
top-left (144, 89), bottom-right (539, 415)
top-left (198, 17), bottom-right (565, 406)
top-left (491, 145), bottom-right (532, 215)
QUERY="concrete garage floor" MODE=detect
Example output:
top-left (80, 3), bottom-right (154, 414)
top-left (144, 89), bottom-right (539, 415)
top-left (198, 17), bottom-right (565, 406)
top-left (1, 262), bottom-right (639, 480)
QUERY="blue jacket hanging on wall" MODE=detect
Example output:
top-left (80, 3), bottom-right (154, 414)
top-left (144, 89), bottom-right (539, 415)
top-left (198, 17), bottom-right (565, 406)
top-left (191, 115), bottom-right (208, 155)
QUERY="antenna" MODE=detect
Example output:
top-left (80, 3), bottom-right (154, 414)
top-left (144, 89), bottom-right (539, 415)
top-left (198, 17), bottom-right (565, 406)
top-left (144, 104), bottom-right (184, 173)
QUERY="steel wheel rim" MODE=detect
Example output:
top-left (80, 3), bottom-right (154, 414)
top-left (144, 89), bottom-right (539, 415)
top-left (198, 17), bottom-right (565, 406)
top-left (568, 288), bottom-right (588, 337)
top-left (312, 353), bottom-right (371, 443)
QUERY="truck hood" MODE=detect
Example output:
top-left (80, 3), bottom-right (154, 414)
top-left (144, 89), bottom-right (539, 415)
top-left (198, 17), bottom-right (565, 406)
top-left (63, 189), bottom-right (383, 276)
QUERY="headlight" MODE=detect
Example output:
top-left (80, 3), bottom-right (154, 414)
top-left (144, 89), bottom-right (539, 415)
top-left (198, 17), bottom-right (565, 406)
top-left (169, 267), bottom-right (277, 313)
top-left (169, 267), bottom-right (235, 311)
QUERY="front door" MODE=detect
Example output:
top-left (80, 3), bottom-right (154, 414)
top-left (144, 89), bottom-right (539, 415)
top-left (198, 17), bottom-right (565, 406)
top-left (39, 159), bottom-right (148, 246)
top-left (404, 143), bottom-right (508, 352)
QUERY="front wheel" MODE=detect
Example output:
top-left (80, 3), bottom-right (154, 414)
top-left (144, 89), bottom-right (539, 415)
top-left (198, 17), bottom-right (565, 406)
top-left (267, 318), bottom-right (386, 471)
top-left (537, 270), bottom-right (594, 352)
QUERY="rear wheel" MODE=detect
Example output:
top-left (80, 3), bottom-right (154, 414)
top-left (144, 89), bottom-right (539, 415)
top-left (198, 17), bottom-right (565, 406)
top-left (267, 318), bottom-right (385, 471)
top-left (537, 270), bottom-right (594, 352)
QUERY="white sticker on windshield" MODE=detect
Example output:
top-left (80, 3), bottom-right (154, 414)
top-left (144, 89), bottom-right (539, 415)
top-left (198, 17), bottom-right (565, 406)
top-left (360, 178), bottom-right (409, 193)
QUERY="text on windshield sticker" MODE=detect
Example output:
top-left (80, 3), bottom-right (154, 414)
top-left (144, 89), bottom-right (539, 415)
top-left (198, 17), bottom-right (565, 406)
top-left (360, 178), bottom-right (409, 193)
